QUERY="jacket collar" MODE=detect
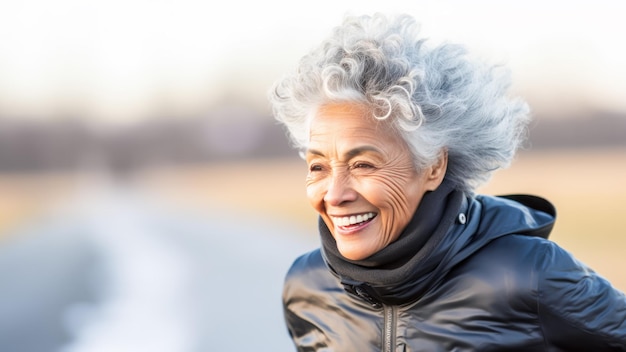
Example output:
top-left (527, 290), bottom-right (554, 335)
top-left (320, 186), bottom-right (556, 306)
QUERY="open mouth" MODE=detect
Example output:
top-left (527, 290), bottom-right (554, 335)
top-left (331, 212), bottom-right (377, 229)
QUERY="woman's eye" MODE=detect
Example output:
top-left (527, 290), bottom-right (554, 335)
top-left (354, 162), bottom-right (374, 169)
top-left (309, 164), bottom-right (323, 172)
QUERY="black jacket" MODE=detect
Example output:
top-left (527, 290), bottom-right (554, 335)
top-left (283, 194), bottom-right (626, 351)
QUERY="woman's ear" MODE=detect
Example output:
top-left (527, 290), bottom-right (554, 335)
top-left (424, 150), bottom-right (448, 191)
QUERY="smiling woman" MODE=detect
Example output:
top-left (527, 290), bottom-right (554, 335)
top-left (305, 103), bottom-right (446, 261)
top-left (268, 13), bottom-right (626, 351)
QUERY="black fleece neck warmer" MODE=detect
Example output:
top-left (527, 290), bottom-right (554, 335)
top-left (319, 179), bottom-right (464, 305)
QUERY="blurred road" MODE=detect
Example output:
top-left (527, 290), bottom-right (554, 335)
top-left (0, 179), bottom-right (317, 352)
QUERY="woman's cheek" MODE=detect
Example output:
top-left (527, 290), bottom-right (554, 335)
top-left (362, 175), bottom-right (403, 203)
top-left (306, 180), bottom-right (326, 213)
top-left (366, 176), bottom-right (414, 221)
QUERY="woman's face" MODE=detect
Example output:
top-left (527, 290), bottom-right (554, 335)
top-left (306, 103), bottom-right (444, 261)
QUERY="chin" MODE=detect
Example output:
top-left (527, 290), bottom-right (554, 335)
top-left (338, 246), bottom-right (372, 261)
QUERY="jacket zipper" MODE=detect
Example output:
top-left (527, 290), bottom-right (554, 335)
top-left (383, 304), bottom-right (397, 352)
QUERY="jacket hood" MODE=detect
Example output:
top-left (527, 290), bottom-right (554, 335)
top-left (320, 191), bottom-right (556, 306)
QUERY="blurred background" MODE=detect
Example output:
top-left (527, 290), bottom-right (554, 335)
top-left (0, 0), bottom-right (625, 351)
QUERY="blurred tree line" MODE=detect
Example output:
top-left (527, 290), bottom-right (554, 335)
top-left (0, 108), bottom-right (293, 175)
top-left (0, 109), bottom-right (624, 174)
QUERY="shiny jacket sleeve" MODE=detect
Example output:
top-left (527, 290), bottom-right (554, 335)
top-left (538, 241), bottom-right (626, 350)
top-left (282, 250), bottom-right (336, 351)
top-left (282, 250), bottom-right (384, 351)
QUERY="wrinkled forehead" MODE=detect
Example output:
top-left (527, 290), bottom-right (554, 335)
top-left (306, 102), bottom-right (409, 156)
top-left (308, 102), bottom-right (399, 137)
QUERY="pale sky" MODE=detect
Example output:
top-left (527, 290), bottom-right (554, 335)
top-left (0, 0), bottom-right (625, 124)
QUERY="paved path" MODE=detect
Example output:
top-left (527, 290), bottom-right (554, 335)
top-left (0, 182), bottom-right (317, 352)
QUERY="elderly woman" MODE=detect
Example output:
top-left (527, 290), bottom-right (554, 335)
top-left (269, 13), bottom-right (626, 351)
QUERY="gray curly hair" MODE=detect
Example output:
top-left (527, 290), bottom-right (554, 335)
top-left (268, 13), bottom-right (531, 194)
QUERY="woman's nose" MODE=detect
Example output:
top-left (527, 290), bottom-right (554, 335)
top-left (323, 172), bottom-right (357, 206)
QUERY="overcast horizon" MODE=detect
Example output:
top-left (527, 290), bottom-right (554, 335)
top-left (1, 0), bottom-right (625, 125)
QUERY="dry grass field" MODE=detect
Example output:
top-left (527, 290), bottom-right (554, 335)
top-left (0, 172), bottom-right (84, 236)
top-left (1, 147), bottom-right (625, 292)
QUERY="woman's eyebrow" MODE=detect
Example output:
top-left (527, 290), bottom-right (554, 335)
top-left (306, 146), bottom-right (382, 159)
top-left (305, 145), bottom-right (382, 160)
top-left (345, 146), bottom-right (381, 159)
top-left (306, 148), bottom-right (324, 157)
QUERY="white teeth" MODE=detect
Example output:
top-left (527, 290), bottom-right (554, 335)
top-left (332, 212), bottom-right (375, 227)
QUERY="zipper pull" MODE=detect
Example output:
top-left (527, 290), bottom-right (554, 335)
top-left (341, 280), bottom-right (382, 308)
